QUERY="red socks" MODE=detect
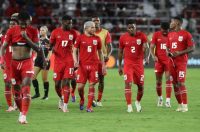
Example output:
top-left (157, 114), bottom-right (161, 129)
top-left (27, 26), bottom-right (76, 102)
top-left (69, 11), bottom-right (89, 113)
top-left (97, 90), bottom-right (103, 102)
top-left (14, 89), bottom-right (22, 112)
top-left (5, 87), bottom-right (12, 107)
top-left (78, 86), bottom-right (84, 105)
top-left (125, 85), bottom-right (132, 105)
top-left (87, 87), bottom-right (95, 109)
top-left (174, 85), bottom-right (182, 104)
top-left (21, 86), bottom-right (31, 115)
top-left (180, 85), bottom-right (187, 104)
top-left (166, 80), bottom-right (172, 98)
top-left (137, 86), bottom-right (144, 102)
top-left (63, 86), bottom-right (70, 104)
top-left (156, 82), bottom-right (162, 97)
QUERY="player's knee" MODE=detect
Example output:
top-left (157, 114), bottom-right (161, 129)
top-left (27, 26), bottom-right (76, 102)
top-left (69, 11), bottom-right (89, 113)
top-left (125, 82), bottom-right (132, 88)
top-left (13, 85), bottom-right (20, 90)
top-left (5, 82), bottom-right (11, 88)
top-left (178, 82), bottom-right (185, 87)
top-left (137, 84), bottom-right (144, 89)
top-left (22, 78), bottom-right (31, 87)
top-left (55, 81), bottom-right (61, 88)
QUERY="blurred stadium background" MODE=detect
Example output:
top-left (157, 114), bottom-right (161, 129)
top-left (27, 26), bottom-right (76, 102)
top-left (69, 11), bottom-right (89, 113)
top-left (0, 0), bottom-right (200, 67)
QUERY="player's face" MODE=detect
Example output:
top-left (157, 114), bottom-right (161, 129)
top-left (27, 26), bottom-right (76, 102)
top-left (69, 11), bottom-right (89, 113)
top-left (9, 21), bottom-right (17, 28)
top-left (40, 28), bottom-right (47, 36)
top-left (87, 23), bottom-right (96, 35)
top-left (62, 19), bottom-right (72, 30)
top-left (19, 19), bottom-right (29, 29)
top-left (161, 29), bottom-right (168, 36)
top-left (127, 24), bottom-right (136, 35)
top-left (170, 19), bottom-right (178, 30)
top-left (92, 17), bottom-right (101, 29)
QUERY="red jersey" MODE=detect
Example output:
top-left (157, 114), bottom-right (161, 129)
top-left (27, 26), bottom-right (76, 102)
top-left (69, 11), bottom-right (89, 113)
top-left (151, 31), bottom-right (169, 61)
top-left (0, 35), bottom-right (12, 65)
top-left (167, 30), bottom-right (194, 62)
top-left (5, 25), bottom-right (39, 45)
top-left (119, 32), bottom-right (147, 65)
top-left (50, 28), bottom-right (78, 63)
top-left (74, 34), bottom-right (102, 65)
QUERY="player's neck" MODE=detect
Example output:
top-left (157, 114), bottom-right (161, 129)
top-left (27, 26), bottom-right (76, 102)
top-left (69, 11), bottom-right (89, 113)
top-left (40, 35), bottom-right (47, 39)
top-left (95, 27), bottom-right (101, 32)
top-left (174, 26), bottom-right (181, 32)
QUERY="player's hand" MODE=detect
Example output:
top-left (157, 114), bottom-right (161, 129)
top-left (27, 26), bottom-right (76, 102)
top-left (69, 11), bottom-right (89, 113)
top-left (74, 62), bottom-right (79, 69)
top-left (43, 59), bottom-right (48, 69)
top-left (118, 66), bottom-right (123, 76)
top-left (0, 63), bottom-right (5, 70)
top-left (168, 52), bottom-right (174, 57)
top-left (104, 56), bottom-right (109, 63)
top-left (152, 56), bottom-right (158, 62)
top-left (102, 63), bottom-right (107, 75)
top-left (143, 57), bottom-right (149, 65)
top-left (21, 31), bottom-right (28, 39)
top-left (172, 51), bottom-right (181, 57)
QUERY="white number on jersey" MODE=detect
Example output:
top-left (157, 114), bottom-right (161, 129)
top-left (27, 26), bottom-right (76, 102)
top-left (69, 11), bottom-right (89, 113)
top-left (160, 43), bottom-right (166, 49)
top-left (61, 40), bottom-right (68, 47)
top-left (131, 46), bottom-right (135, 53)
top-left (172, 42), bottom-right (177, 49)
top-left (179, 71), bottom-right (185, 78)
top-left (87, 46), bottom-right (92, 52)
top-left (140, 75), bottom-right (144, 81)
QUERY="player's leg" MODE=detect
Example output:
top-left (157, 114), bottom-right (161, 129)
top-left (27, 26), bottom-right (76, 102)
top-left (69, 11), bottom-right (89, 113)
top-left (31, 66), bottom-right (41, 99)
top-left (134, 66), bottom-right (144, 112)
top-left (13, 84), bottom-right (22, 115)
top-left (62, 78), bottom-right (71, 112)
top-left (71, 78), bottom-right (76, 102)
top-left (4, 77), bottom-right (14, 111)
top-left (41, 69), bottom-right (49, 100)
top-left (97, 74), bottom-right (104, 106)
top-left (165, 70), bottom-right (172, 107)
top-left (87, 82), bottom-right (96, 112)
top-left (154, 61), bottom-right (164, 106)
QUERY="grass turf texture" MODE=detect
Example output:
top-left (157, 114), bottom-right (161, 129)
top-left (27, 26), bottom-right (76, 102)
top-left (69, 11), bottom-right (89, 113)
top-left (0, 68), bottom-right (200, 132)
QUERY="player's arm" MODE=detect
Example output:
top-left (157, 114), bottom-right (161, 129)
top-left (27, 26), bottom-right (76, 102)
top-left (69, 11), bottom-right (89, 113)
top-left (143, 42), bottom-right (150, 65)
top-left (172, 45), bottom-right (194, 57)
top-left (118, 48), bottom-right (123, 76)
top-left (150, 44), bottom-right (158, 61)
top-left (73, 47), bottom-right (79, 69)
top-left (0, 41), bottom-right (9, 69)
top-left (104, 32), bottom-right (112, 62)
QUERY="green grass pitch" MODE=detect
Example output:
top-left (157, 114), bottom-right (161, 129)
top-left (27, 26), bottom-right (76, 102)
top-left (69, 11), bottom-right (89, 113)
top-left (0, 68), bottom-right (200, 132)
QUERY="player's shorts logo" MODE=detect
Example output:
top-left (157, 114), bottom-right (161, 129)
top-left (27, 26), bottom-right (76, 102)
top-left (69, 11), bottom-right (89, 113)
top-left (136, 39), bottom-right (141, 45)
top-left (11, 78), bottom-right (16, 85)
top-left (93, 40), bottom-right (97, 45)
top-left (3, 73), bottom-right (7, 79)
top-left (53, 73), bottom-right (57, 79)
top-left (69, 35), bottom-right (73, 40)
top-left (178, 36), bottom-right (183, 41)
top-left (124, 75), bottom-right (127, 80)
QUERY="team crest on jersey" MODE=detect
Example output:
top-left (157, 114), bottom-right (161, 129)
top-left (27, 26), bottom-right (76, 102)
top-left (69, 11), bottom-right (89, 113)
top-left (178, 36), bottom-right (183, 41)
top-left (69, 35), bottom-right (73, 40)
top-left (136, 39), bottom-right (141, 45)
top-left (11, 78), bottom-right (16, 85)
top-left (93, 40), bottom-right (97, 45)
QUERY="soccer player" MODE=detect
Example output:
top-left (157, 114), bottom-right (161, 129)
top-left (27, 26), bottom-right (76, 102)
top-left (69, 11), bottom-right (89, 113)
top-left (73, 21), bottom-right (104, 112)
top-left (118, 20), bottom-right (149, 113)
top-left (92, 16), bottom-right (112, 107)
top-left (50, 15), bottom-right (78, 112)
top-left (150, 22), bottom-right (172, 107)
top-left (32, 26), bottom-right (51, 100)
top-left (167, 16), bottom-right (195, 112)
top-left (0, 17), bottom-right (18, 112)
top-left (0, 12), bottom-right (45, 124)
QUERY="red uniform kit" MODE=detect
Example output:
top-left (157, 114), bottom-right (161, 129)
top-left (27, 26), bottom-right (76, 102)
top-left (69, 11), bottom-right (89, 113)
top-left (167, 30), bottom-right (194, 83)
top-left (74, 34), bottom-right (102, 84)
top-left (5, 25), bottom-right (39, 85)
top-left (119, 32), bottom-right (147, 85)
top-left (0, 35), bottom-right (12, 82)
top-left (151, 31), bottom-right (170, 73)
top-left (50, 28), bottom-right (78, 80)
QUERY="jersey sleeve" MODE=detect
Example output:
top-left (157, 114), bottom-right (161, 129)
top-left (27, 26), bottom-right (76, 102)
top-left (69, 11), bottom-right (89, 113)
top-left (4, 28), bottom-right (12, 44)
top-left (105, 31), bottom-right (112, 44)
top-left (32, 29), bottom-right (39, 43)
top-left (119, 35), bottom-right (124, 49)
top-left (142, 33), bottom-right (148, 43)
top-left (74, 36), bottom-right (80, 48)
top-left (97, 37), bottom-right (102, 50)
top-left (151, 32), bottom-right (157, 45)
top-left (49, 30), bottom-right (56, 45)
top-left (187, 32), bottom-right (194, 47)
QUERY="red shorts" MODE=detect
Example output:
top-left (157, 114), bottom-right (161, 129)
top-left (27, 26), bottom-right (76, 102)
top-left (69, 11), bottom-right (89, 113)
top-left (154, 60), bottom-right (170, 74)
top-left (53, 61), bottom-right (74, 81)
top-left (11, 58), bottom-right (34, 85)
top-left (98, 62), bottom-right (107, 76)
top-left (123, 64), bottom-right (144, 85)
top-left (169, 59), bottom-right (187, 83)
top-left (76, 64), bottom-right (99, 84)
